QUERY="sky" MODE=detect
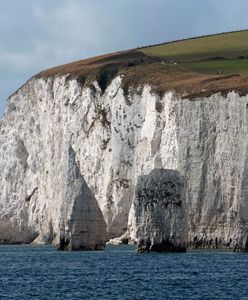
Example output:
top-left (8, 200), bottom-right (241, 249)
top-left (1, 0), bottom-right (248, 116)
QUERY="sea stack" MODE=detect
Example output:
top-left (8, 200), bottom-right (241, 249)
top-left (129, 169), bottom-right (187, 252)
top-left (57, 145), bottom-right (107, 250)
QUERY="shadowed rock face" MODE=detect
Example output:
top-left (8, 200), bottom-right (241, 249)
top-left (131, 169), bottom-right (188, 252)
top-left (57, 146), bottom-right (107, 251)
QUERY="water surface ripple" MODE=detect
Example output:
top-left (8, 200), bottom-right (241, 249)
top-left (0, 245), bottom-right (247, 299)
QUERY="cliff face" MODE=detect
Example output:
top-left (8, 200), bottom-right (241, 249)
top-left (1, 73), bottom-right (248, 250)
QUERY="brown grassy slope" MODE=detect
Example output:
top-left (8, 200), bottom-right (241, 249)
top-left (36, 49), bottom-right (248, 99)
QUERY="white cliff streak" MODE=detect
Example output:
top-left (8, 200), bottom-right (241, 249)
top-left (0, 74), bottom-right (248, 250)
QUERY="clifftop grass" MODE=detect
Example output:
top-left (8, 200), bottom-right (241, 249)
top-left (140, 30), bottom-right (248, 75)
top-left (141, 30), bottom-right (248, 61)
top-left (36, 30), bottom-right (248, 99)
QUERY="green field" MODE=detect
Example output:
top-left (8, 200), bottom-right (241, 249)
top-left (181, 59), bottom-right (248, 75)
top-left (140, 30), bottom-right (248, 75)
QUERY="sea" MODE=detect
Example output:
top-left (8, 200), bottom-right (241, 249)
top-left (0, 244), bottom-right (247, 299)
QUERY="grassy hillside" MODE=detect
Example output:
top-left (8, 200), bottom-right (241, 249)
top-left (37, 30), bottom-right (248, 99)
top-left (140, 30), bottom-right (248, 75)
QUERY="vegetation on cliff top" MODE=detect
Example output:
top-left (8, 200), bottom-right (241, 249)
top-left (140, 30), bottom-right (248, 76)
top-left (36, 30), bottom-right (248, 99)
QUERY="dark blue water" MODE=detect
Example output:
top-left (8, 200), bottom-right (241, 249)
top-left (0, 245), bottom-right (248, 299)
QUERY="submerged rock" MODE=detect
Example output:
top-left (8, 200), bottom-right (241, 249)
top-left (130, 169), bottom-right (187, 252)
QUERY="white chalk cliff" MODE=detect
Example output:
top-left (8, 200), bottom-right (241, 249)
top-left (1, 71), bottom-right (248, 250)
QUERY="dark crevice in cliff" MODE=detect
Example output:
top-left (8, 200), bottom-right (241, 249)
top-left (25, 187), bottom-right (38, 202)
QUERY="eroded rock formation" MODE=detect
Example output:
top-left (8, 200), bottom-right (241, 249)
top-left (130, 169), bottom-right (187, 252)
top-left (58, 146), bottom-right (107, 250)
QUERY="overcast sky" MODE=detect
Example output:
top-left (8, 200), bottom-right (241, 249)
top-left (1, 0), bottom-right (248, 115)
